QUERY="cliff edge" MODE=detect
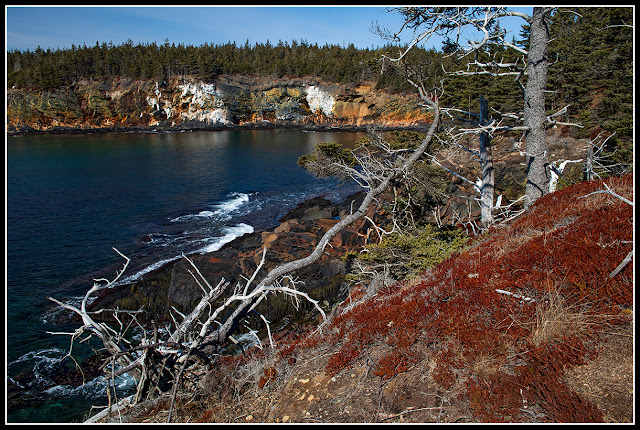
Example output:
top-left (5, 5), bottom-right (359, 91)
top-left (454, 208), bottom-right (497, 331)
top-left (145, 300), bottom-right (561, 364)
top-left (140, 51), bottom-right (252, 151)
top-left (7, 75), bottom-right (431, 134)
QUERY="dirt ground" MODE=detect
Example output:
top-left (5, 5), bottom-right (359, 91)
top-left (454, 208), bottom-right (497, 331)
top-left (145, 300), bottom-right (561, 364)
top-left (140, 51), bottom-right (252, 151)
top-left (233, 342), bottom-right (471, 424)
top-left (563, 319), bottom-right (634, 423)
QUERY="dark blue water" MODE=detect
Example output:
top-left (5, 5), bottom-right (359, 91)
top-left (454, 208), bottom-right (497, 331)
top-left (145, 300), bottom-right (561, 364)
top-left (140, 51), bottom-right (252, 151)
top-left (6, 129), bottom-right (365, 422)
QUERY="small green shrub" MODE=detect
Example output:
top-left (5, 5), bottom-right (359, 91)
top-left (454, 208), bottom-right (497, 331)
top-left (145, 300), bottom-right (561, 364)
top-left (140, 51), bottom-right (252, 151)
top-left (351, 224), bottom-right (468, 281)
top-left (555, 162), bottom-right (583, 191)
top-left (297, 141), bottom-right (357, 178)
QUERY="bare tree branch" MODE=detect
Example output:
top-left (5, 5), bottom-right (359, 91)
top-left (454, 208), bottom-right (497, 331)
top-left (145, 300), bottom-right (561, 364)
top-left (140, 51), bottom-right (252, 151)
top-left (209, 91), bottom-right (441, 345)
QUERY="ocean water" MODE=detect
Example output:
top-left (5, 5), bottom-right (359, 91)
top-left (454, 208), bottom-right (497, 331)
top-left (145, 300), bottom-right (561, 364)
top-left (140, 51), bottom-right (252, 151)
top-left (6, 129), bottom-right (365, 422)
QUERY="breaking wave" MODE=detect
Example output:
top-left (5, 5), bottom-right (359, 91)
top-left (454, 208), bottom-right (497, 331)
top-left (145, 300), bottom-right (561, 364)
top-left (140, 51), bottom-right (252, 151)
top-left (8, 346), bottom-right (136, 401)
top-left (211, 192), bottom-right (250, 217)
top-left (8, 347), bottom-right (66, 369)
top-left (170, 192), bottom-right (250, 223)
top-left (117, 255), bottom-right (183, 286)
top-left (44, 374), bottom-right (136, 399)
top-left (117, 223), bottom-right (254, 285)
top-left (196, 223), bottom-right (255, 253)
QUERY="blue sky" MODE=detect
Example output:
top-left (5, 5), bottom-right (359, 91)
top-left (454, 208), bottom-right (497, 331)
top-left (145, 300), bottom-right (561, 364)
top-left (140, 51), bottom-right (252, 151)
top-left (6, 5), bottom-right (532, 52)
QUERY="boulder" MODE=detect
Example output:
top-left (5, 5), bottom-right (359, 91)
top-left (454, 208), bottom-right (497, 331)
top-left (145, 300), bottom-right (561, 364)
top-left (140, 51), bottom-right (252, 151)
top-left (278, 196), bottom-right (336, 222)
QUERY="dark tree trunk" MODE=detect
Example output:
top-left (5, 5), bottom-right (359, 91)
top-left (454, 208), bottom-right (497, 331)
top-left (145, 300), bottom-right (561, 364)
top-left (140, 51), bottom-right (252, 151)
top-left (584, 139), bottom-right (594, 181)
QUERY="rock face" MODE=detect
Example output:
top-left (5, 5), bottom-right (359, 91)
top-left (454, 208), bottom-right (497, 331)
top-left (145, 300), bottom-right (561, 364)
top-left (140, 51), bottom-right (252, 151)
top-left (7, 75), bottom-right (432, 134)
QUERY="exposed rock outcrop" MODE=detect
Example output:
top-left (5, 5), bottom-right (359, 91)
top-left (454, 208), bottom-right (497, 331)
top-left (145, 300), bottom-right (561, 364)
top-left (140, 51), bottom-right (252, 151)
top-left (7, 75), bottom-right (432, 134)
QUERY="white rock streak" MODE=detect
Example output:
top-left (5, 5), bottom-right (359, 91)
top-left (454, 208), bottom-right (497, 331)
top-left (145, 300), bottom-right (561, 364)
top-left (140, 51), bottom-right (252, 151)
top-left (177, 81), bottom-right (231, 124)
top-left (146, 81), bottom-right (162, 111)
top-left (179, 82), bottom-right (221, 107)
top-left (305, 85), bottom-right (335, 117)
top-left (549, 159), bottom-right (583, 193)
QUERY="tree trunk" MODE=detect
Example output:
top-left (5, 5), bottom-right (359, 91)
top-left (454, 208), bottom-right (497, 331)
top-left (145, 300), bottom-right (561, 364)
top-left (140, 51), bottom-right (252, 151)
top-left (523, 7), bottom-right (551, 209)
top-left (584, 139), bottom-right (594, 181)
top-left (479, 96), bottom-right (494, 225)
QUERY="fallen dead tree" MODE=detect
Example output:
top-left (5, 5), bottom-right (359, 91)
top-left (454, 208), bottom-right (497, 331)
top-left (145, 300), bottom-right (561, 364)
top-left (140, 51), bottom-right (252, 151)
top-left (47, 85), bottom-right (442, 422)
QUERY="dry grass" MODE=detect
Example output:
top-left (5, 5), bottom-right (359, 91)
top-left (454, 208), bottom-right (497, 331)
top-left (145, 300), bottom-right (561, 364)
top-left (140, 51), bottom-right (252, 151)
top-left (574, 174), bottom-right (634, 213)
top-left (470, 354), bottom-right (501, 378)
top-left (529, 286), bottom-right (589, 347)
top-left (488, 226), bottom-right (544, 260)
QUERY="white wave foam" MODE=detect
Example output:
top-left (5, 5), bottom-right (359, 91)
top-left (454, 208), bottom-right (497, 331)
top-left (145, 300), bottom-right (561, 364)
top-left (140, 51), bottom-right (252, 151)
top-left (170, 192), bottom-right (250, 222)
top-left (102, 223), bottom-right (252, 289)
top-left (44, 376), bottom-right (109, 399)
top-left (170, 210), bottom-right (214, 222)
top-left (8, 347), bottom-right (66, 367)
top-left (9, 347), bottom-right (67, 390)
top-left (211, 192), bottom-right (250, 217)
top-left (44, 372), bottom-right (136, 399)
top-left (197, 223), bottom-right (254, 254)
top-left (11, 349), bottom-right (136, 397)
top-left (41, 295), bottom-right (86, 324)
top-left (114, 222), bottom-right (252, 283)
top-left (117, 255), bottom-right (182, 286)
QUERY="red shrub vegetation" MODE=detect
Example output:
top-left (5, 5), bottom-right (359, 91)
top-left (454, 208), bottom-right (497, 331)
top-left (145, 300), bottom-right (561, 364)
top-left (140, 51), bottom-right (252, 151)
top-left (372, 349), bottom-right (420, 380)
top-left (432, 348), bottom-right (462, 389)
top-left (274, 174), bottom-right (633, 422)
top-left (516, 336), bottom-right (603, 422)
top-left (466, 373), bottom-right (523, 422)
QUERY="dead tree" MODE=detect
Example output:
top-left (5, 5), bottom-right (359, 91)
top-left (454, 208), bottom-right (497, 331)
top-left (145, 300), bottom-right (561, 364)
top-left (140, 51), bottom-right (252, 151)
top-left (410, 95), bottom-right (504, 230)
top-left (48, 90), bottom-right (442, 421)
top-left (478, 96), bottom-right (494, 225)
top-left (49, 246), bottom-right (326, 421)
top-left (375, 7), bottom-right (585, 209)
top-left (210, 88), bottom-right (441, 344)
top-left (48, 249), bottom-right (229, 410)
top-left (583, 130), bottom-right (631, 181)
top-left (437, 96), bottom-right (495, 226)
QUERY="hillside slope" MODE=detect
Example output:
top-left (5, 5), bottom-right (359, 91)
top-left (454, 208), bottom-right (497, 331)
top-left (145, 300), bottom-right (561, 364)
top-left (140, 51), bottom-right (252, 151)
top-left (99, 173), bottom-right (633, 423)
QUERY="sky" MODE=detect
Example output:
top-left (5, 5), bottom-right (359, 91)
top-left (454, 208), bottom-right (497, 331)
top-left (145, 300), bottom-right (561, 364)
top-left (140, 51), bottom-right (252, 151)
top-left (5, 5), bottom-right (532, 53)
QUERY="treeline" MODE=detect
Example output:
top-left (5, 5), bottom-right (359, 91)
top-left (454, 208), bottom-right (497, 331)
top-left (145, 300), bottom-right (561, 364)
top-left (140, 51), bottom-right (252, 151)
top-left (546, 7), bottom-right (633, 144)
top-left (7, 39), bottom-right (438, 91)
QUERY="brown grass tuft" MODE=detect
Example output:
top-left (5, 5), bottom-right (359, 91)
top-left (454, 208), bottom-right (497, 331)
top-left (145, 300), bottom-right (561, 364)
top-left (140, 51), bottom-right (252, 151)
top-left (529, 284), bottom-right (589, 347)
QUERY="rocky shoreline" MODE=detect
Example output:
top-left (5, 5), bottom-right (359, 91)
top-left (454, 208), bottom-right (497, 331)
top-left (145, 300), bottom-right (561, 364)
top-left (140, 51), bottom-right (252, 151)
top-left (9, 121), bottom-right (594, 422)
top-left (83, 174), bottom-right (634, 424)
top-left (8, 190), bottom-right (380, 418)
top-left (7, 122), bottom-right (432, 137)
top-left (7, 75), bottom-right (433, 136)
top-left (87, 190), bottom-right (378, 326)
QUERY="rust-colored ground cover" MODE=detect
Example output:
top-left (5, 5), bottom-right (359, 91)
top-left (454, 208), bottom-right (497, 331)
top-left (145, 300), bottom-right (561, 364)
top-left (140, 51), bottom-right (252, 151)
top-left (108, 175), bottom-right (633, 423)
top-left (276, 174), bottom-right (633, 422)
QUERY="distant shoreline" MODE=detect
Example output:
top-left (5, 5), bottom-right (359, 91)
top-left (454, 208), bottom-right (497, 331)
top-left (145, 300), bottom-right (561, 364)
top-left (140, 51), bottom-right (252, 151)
top-left (7, 123), bottom-right (432, 137)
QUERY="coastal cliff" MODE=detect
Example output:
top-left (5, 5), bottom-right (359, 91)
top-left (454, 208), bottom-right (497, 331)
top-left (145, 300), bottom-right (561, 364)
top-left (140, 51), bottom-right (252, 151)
top-left (7, 75), bottom-right (431, 134)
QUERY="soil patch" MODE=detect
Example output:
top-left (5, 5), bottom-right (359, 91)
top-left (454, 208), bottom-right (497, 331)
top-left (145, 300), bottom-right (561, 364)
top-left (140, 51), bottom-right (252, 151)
top-left (563, 319), bottom-right (634, 423)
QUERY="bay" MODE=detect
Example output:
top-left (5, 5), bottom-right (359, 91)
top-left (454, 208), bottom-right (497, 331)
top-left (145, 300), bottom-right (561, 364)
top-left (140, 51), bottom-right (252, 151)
top-left (6, 129), bottom-right (366, 422)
